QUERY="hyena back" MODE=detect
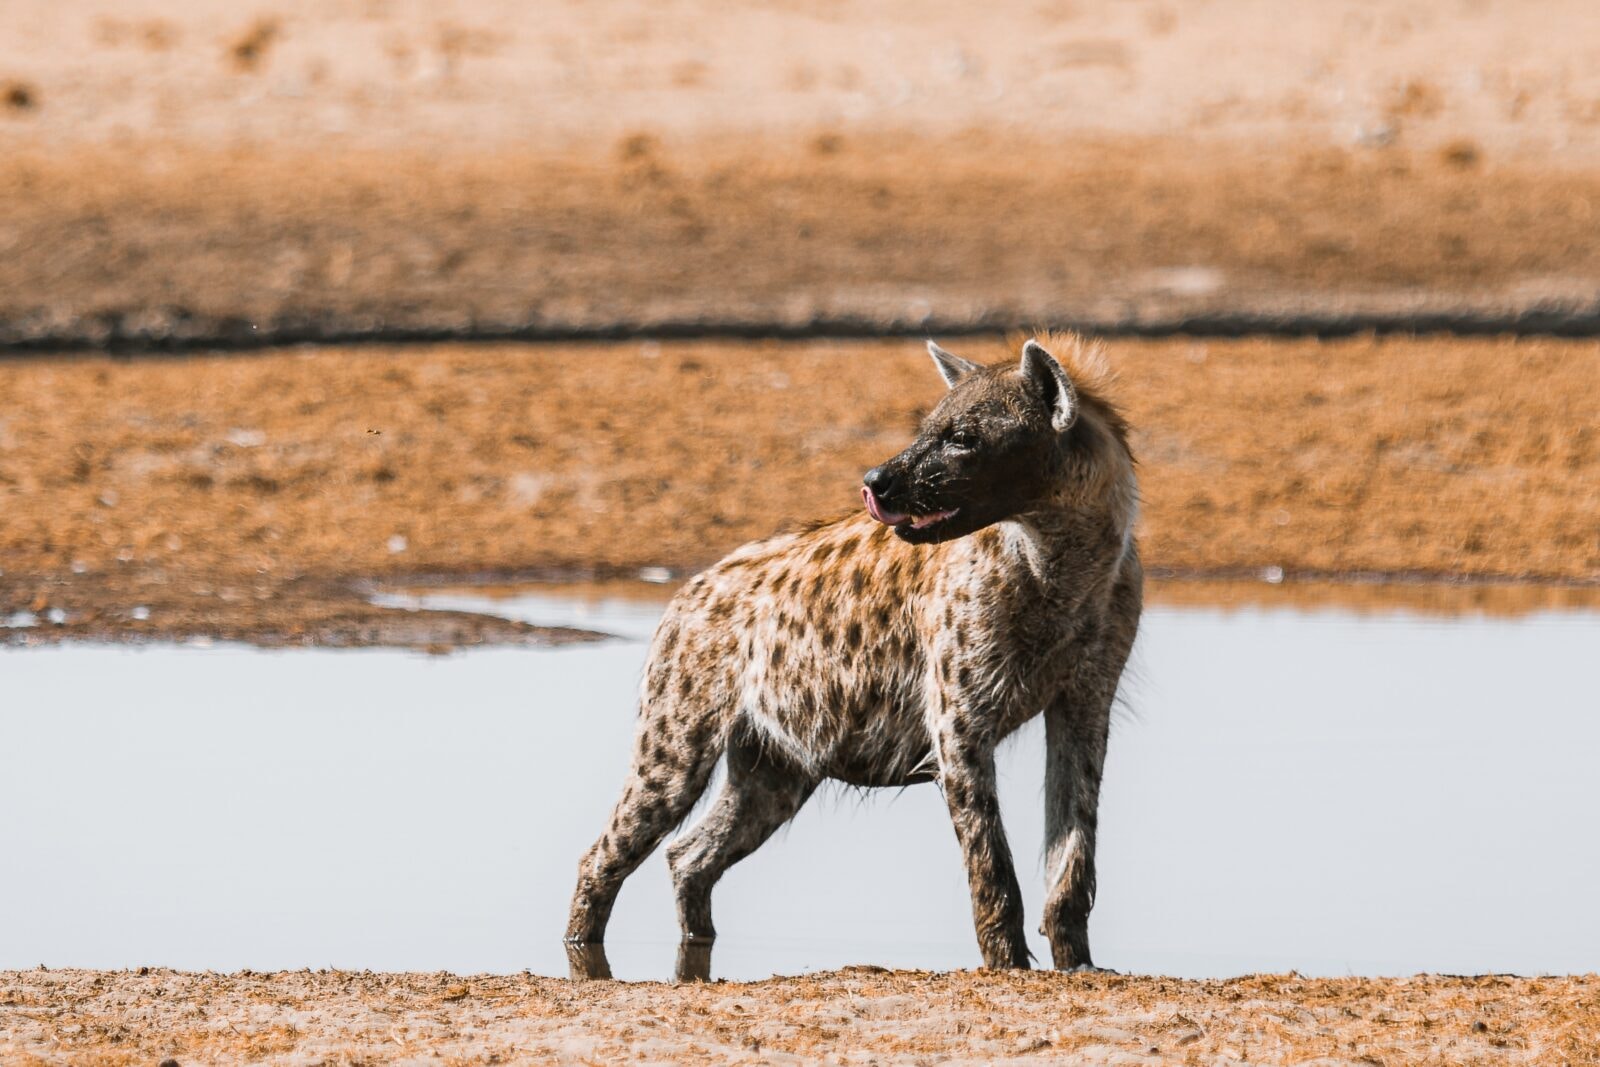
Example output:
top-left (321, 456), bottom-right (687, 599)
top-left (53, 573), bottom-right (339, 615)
top-left (566, 333), bottom-right (1142, 973)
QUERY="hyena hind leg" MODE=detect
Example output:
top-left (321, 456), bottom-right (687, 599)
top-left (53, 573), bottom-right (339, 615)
top-left (566, 698), bottom-right (726, 945)
top-left (665, 723), bottom-right (817, 941)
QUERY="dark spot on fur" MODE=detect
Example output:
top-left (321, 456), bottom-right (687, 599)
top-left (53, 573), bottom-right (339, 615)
top-left (845, 620), bottom-right (862, 650)
top-left (678, 676), bottom-right (693, 699)
top-left (769, 645), bottom-right (783, 668)
top-left (957, 663), bottom-right (973, 687)
top-left (850, 568), bottom-right (868, 595)
top-left (811, 541), bottom-right (836, 564)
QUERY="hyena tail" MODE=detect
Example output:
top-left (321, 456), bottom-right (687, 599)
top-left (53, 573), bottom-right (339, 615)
top-left (565, 687), bottom-right (729, 944)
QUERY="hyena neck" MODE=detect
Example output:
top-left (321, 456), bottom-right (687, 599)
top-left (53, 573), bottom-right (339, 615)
top-left (991, 425), bottom-right (1139, 590)
top-left (991, 506), bottom-right (1127, 590)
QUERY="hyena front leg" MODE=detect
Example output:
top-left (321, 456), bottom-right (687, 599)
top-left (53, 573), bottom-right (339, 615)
top-left (665, 722), bottom-right (817, 943)
top-left (1041, 568), bottom-right (1141, 971)
top-left (936, 712), bottom-right (1031, 969)
top-left (566, 695), bottom-right (726, 948)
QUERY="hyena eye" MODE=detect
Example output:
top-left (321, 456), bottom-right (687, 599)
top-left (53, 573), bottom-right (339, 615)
top-left (947, 428), bottom-right (979, 450)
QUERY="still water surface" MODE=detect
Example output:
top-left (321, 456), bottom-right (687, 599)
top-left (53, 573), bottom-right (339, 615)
top-left (3, 590), bottom-right (1597, 980)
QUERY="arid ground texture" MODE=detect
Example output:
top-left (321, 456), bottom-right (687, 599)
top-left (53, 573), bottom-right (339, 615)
top-left (1, 335), bottom-right (1597, 646)
top-left (4, 968), bottom-right (1597, 1066)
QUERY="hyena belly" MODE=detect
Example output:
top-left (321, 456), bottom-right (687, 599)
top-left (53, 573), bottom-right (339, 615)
top-left (656, 518), bottom-right (945, 787)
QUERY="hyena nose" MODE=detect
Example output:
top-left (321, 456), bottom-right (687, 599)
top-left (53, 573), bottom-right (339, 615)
top-left (863, 465), bottom-right (901, 499)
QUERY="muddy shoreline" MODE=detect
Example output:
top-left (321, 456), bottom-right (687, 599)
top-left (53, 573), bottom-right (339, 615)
top-left (6, 569), bottom-right (1600, 651)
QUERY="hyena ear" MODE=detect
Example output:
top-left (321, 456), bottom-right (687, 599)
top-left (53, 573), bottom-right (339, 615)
top-left (926, 340), bottom-right (982, 389)
top-left (1020, 339), bottom-right (1078, 432)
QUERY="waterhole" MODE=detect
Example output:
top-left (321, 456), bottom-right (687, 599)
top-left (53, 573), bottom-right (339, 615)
top-left (3, 586), bottom-right (1596, 980)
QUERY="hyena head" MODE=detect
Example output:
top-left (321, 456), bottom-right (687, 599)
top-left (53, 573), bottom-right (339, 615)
top-left (862, 337), bottom-right (1080, 544)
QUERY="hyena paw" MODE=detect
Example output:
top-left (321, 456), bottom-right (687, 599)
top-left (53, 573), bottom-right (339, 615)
top-left (1064, 961), bottom-right (1119, 975)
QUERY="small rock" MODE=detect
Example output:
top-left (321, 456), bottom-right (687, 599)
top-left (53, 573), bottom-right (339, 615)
top-left (3, 81), bottom-right (36, 111)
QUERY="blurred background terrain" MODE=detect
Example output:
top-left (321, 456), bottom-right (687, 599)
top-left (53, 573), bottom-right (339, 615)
top-left (5, 0), bottom-right (1600, 342)
top-left (1, 1), bottom-right (1596, 636)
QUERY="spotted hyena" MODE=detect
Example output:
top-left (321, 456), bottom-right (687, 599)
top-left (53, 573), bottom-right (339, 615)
top-left (566, 333), bottom-right (1141, 975)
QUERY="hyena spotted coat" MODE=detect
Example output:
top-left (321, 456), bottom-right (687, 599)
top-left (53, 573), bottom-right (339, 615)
top-left (567, 334), bottom-right (1142, 973)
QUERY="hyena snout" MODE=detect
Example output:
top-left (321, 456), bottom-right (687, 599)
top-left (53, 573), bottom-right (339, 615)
top-left (861, 463), bottom-right (902, 500)
top-left (861, 451), bottom-right (960, 541)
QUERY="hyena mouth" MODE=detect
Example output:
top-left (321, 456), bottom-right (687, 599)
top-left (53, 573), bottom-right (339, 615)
top-left (861, 487), bottom-right (960, 530)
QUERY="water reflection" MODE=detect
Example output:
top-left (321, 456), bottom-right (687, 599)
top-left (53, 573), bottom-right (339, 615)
top-left (2, 594), bottom-right (1597, 980)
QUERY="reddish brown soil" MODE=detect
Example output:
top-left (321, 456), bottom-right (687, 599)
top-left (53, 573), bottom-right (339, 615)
top-left (1, 335), bottom-right (1595, 645)
top-left (5, 135), bottom-right (1600, 347)
top-left (4, 968), bottom-right (1595, 1066)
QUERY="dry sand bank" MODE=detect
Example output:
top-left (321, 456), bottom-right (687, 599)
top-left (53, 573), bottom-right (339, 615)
top-left (8, 0), bottom-right (1600, 154)
top-left (3, 968), bottom-right (1595, 1066)
top-left (1, 335), bottom-right (1595, 645)
top-left (4, 136), bottom-right (1600, 348)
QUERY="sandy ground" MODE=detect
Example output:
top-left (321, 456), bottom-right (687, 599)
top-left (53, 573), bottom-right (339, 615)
top-left (3, 968), bottom-right (1596, 1066)
top-left (8, 0), bottom-right (1600, 153)
top-left (5, 2), bottom-right (1600, 343)
top-left (2, 334), bottom-right (1595, 645)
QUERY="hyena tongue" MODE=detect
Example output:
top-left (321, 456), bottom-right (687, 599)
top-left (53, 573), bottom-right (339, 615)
top-left (862, 486), bottom-right (911, 526)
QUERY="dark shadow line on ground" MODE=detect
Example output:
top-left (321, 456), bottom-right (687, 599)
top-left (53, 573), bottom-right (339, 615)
top-left (7, 305), bottom-right (1600, 357)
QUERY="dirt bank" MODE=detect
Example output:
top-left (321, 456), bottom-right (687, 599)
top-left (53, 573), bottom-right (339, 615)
top-left (1, 334), bottom-right (1595, 645)
top-left (5, 2), bottom-right (1600, 344)
top-left (3, 967), bottom-right (1594, 1065)
top-left (6, 135), bottom-right (1600, 349)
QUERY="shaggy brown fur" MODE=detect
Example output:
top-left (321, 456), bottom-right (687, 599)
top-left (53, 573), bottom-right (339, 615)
top-left (566, 334), bottom-right (1142, 977)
